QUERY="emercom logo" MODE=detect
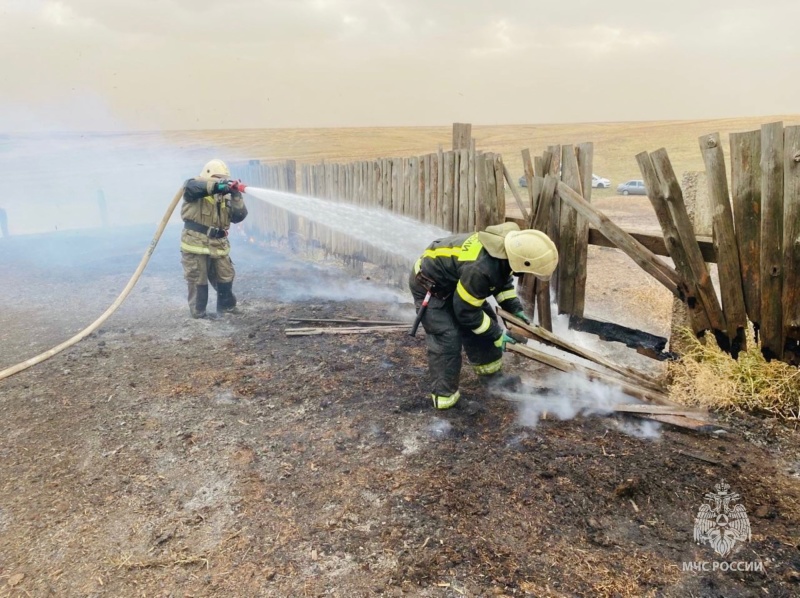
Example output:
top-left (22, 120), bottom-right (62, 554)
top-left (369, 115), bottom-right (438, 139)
top-left (682, 480), bottom-right (764, 574)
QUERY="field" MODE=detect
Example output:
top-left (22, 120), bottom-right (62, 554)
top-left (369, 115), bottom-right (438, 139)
top-left (1, 117), bottom-right (800, 597)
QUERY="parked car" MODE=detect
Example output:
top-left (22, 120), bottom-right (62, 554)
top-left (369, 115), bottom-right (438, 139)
top-left (616, 180), bottom-right (647, 195)
top-left (592, 174), bottom-right (611, 189)
top-left (521, 173), bottom-right (611, 189)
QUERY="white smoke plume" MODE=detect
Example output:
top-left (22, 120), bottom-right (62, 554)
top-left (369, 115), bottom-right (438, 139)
top-left (500, 371), bottom-right (661, 440)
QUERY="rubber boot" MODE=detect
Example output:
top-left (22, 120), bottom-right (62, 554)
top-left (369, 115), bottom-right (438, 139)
top-left (216, 282), bottom-right (240, 314)
top-left (188, 283), bottom-right (209, 319)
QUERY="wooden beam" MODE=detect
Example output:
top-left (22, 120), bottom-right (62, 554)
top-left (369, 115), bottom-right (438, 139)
top-left (568, 315), bottom-right (669, 360)
top-left (700, 133), bottom-right (748, 354)
top-left (760, 122), bottom-right (785, 361)
top-left (494, 154), bottom-right (506, 224)
top-left (730, 130), bottom-right (762, 328)
top-left (555, 181), bottom-right (681, 297)
top-left (637, 152), bottom-right (712, 335)
top-left (649, 149), bottom-right (730, 351)
top-left (507, 343), bottom-right (673, 405)
top-left (783, 125), bottom-right (800, 360)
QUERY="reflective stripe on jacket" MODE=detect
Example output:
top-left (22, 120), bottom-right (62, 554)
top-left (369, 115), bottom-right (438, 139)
top-left (415, 232), bottom-right (524, 340)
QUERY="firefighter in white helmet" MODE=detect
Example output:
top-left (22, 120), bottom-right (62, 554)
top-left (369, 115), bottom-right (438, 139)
top-left (409, 222), bottom-right (558, 409)
top-left (180, 159), bottom-right (248, 318)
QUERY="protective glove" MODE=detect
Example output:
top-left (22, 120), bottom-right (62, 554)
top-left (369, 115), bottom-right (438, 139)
top-left (494, 331), bottom-right (518, 351)
top-left (514, 311), bottom-right (531, 324)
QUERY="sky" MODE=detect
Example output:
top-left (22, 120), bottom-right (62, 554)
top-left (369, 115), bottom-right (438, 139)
top-left (1, 0), bottom-right (799, 132)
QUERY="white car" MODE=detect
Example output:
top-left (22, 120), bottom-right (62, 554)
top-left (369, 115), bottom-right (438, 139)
top-left (592, 174), bottom-right (611, 189)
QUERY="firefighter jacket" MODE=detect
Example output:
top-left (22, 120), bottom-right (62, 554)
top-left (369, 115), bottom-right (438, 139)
top-left (414, 222), bottom-right (525, 342)
top-left (180, 177), bottom-right (248, 257)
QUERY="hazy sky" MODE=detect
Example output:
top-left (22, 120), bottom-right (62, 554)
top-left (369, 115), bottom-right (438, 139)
top-left (1, 0), bottom-right (798, 131)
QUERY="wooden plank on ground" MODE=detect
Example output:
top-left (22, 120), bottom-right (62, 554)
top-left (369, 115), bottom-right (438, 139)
top-left (783, 125), bottom-right (800, 360)
top-left (649, 149), bottom-right (730, 351)
top-left (760, 122), bottom-right (785, 360)
top-left (498, 309), bottom-right (662, 392)
top-left (637, 152), bottom-right (712, 335)
top-left (286, 326), bottom-right (409, 336)
top-left (555, 181), bottom-right (681, 297)
top-left (700, 133), bottom-right (747, 354)
top-left (507, 343), bottom-right (673, 405)
top-left (730, 130), bottom-right (762, 328)
top-left (636, 413), bottom-right (726, 433)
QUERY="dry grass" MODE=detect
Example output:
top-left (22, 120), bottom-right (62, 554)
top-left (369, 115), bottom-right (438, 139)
top-left (162, 114), bottom-right (800, 191)
top-left (667, 328), bottom-right (800, 420)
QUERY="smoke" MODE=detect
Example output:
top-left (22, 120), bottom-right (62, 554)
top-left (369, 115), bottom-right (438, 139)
top-left (500, 371), bottom-right (661, 440)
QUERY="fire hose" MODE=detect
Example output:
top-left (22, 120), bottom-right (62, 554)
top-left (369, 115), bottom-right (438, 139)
top-left (0, 186), bottom-right (190, 382)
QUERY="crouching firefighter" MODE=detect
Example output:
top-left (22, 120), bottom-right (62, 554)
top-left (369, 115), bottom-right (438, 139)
top-left (409, 222), bottom-right (558, 409)
top-left (180, 159), bottom-right (248, 319)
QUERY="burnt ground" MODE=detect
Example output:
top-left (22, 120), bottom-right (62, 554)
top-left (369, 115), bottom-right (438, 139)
top-left (1, 225), bottom-right (800, 598)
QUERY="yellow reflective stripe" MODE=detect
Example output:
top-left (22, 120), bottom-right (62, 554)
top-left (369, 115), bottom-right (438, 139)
top-left (414, 258), bottom-right (422, 274)
top-left (180, 242), bottom-right (230, 256)
top-left (456, 281), bottom-right (484, 307)
top-left (181, 242), bottom-right (210, 254)
top-left (431, 391), bottom-right (460, 409)
top-left (457, 234), bottom-right (482, 262)
top-left (474, 359), bottom-right (503, 375)
top-left (472, 313), bottom-right (492, 335)
top-left (423, 247), bottom-right (461, 259)
top-left (495, 289), bottom-right (517, 303)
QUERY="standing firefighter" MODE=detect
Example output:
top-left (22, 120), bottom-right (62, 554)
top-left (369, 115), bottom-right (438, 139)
top-left (181, 159), bottom-right (248, 319)
top-left (409, 222), bottom-right (558, 409)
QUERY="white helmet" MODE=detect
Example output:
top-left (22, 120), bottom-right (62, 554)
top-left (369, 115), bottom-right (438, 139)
top-left (504, 230), bottom-right (559, 279)
top-left (200, 159), bottom-right (230, 179)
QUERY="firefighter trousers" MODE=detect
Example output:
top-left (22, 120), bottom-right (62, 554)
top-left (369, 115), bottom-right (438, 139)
top-left (409, 272), bottom-right (503, 397)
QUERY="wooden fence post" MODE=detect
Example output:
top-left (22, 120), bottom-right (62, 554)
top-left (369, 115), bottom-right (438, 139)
top-left (782, 125), bottom-right (800, 362)
top-left (468, 140), bottom-right (477, 231)
top-left (699, 133), bottom-right (747, 353)
top-left (730, 131), bottom-right (762, 331)
top-left (557, 145), bottom-right (582, 315)
top-left (452, 123), bottom-right (472, 151)
top-left (443, 151), bottom-right (455, 231)
top-left (458, 149), bottom-right (470, 232)
top-left (574, 142), bottom-right (593, 317)
top-left (760, 122), bottom-right (784, 361)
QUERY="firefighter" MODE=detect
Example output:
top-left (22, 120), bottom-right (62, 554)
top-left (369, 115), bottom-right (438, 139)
top-left (409, 222), bottom-right (558, 409)
top-left (180, 159), bottom-right (248, 319)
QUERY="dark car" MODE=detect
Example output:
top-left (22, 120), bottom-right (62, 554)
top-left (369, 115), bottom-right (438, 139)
top-left (616, 180), bottom-right (647, 196)
top-left (519, 175), bottom-right (528, 188)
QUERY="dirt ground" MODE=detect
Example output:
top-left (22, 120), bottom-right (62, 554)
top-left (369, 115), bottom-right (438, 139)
top-left (1, 212), bottom-right (800, 598)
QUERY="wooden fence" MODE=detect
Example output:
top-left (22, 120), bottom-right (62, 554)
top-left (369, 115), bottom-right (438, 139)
top-left (230, 121), bottom-right (800, 366)
top-left (229, 141), bottom-right (508, 284)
